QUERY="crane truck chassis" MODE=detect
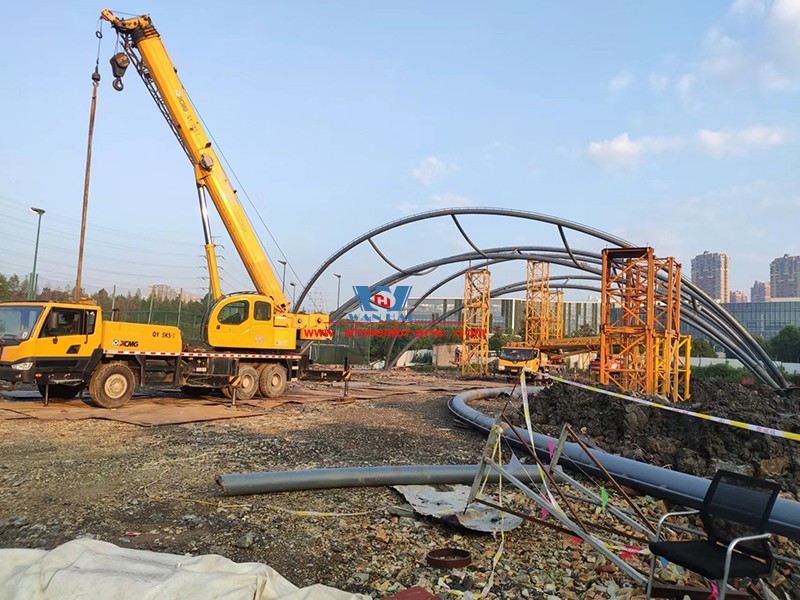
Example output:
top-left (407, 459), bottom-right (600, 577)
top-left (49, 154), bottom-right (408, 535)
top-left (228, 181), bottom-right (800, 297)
top-left (0, 301), bottom-right (302, 408)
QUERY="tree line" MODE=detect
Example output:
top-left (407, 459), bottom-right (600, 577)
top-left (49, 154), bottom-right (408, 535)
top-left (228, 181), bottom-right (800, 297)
top-left (5, 272), bottom-right (800, 363)
top-left (691, 326), bottom-right (800, 363)
top-left (0, 274), bottom-right (208, 325)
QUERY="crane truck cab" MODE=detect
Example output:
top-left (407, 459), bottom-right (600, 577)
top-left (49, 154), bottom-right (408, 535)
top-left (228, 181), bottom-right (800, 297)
top-left (496, 345), bottom-right (541, 379)
top-left (0, 301), bottom-right (182, 406)
top-left (207, 293), bottom-right (329, 351)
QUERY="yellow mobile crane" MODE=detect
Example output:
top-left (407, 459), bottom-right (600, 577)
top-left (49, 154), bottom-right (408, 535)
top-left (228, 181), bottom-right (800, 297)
top-left (0, 11), bottom-right (329, 407)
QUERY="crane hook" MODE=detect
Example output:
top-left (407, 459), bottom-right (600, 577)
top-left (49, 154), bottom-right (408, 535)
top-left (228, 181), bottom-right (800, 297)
top-left (110, 52), bottom-right (130, 93)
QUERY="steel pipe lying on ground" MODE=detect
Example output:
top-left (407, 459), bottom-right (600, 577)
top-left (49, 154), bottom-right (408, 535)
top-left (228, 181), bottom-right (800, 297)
top-left (448, 386), bottom-right (800, 540)
top-left (217, 464), bottom-right (544, 496)
top-left (216, 386), bottom-right (800, 539)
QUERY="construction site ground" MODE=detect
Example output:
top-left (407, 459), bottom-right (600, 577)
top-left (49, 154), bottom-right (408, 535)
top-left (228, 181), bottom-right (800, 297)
top-left (0, 370), bottom-right (798, 599)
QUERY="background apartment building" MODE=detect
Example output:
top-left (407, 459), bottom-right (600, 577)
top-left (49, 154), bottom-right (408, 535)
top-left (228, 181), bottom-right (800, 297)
top-left (691, 251), bottom-right (730, 303)
top-left (729, 290), bottom-right (747, 303)
top-left (751, 281), bottom-right (771, 303)
top-left (770, 254), bottom-right (800, 299)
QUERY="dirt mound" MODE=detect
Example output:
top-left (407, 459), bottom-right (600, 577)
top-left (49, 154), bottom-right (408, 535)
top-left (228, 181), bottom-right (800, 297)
top-left (527, 380), bottom-right (800, 498)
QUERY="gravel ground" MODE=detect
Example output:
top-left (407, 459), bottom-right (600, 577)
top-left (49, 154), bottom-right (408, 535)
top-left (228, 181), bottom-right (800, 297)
top-left (0, 371), bottom-right (797, 599)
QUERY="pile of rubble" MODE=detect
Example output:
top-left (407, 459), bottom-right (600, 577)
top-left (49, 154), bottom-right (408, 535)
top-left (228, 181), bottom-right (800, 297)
top-left (528, 379), bottom-right (800, 498)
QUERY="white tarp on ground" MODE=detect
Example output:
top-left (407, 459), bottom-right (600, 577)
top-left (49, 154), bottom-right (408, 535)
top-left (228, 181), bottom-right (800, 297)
top-left (0, 538), bottom-right (370, 600)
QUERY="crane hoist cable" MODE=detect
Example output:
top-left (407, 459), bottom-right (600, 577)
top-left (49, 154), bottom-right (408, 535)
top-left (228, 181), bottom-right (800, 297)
top-left (182, 89), bottom-right (321, 312)
top-left (108, 21), bottom-right (320, 312)
top-left (75, 20), bottom-right (105, 301)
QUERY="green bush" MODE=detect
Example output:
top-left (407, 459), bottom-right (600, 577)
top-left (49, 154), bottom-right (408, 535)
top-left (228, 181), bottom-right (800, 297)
top-left (691, 362), bottom-right (751, 383)
top-left (413, 351), bottom-right (432, 364)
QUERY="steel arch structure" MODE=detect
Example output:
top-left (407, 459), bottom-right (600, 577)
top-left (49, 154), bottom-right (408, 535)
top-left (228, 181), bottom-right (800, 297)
top-left (303, 208), bottom-right (788, 390)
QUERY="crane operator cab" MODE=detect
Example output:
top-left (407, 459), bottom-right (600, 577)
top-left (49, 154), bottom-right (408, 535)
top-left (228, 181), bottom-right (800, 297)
top-left (206, 293), bottom-right (329, 351)
top-left (496, 345), bottom-right (541, 378)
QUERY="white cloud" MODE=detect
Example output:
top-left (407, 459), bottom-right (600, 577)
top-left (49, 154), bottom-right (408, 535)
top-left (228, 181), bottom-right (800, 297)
top-left (589, 126), bottom-right (787, 168)
top-left (758, 62), bottom-right (795, 90)
top-left (674, 73), bottom-right (700, 111)
top-left (608, 71), bottom-right (634, 94)
top-left (696, 129), bottom-right (730, 157)
top-left (699, 28), bottom-right (745, 80)
top-left (729, 0), bottom-right (768, 18)
top-left (667, 0), bottom-right (800, 104)
top-left (696, 126), bottom-right (788, 156)
top-left (410, 156), bottom-right (454, 185)
top-left (771, 0), bottom-right (800, 41)
top-left (588, 133), bottom-right (683, 169)
top-left (674, 27), bottom-right (748, 109)
top-left (768, 0), bottom-right (800, 77)
top-left (588, 134), bottom-right (643, 168)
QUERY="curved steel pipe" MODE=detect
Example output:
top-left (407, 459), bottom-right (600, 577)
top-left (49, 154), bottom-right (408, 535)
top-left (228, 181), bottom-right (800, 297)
top-left (448, 386), bottom-right (800, 540)
top-left (329, 246), bottom-right (600, 322)
top-left (386, 281), bottom-right (600, 368)
top-left (311, 211), bottom-right (785, 388)
top-left (298, 207), bottom-right (632, 306)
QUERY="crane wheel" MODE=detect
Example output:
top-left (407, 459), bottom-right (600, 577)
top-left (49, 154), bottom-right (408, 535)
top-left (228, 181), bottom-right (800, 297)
top-left (237, 365), bottom-right (259, 400)
top-left (259, 364), bottom-right (287, 398)
top-left (89, 362), bottom-right (135, 408)
top-left (223, 365), bottom-right (259, 401)
top-left (38, 384), bottom-right (84, 400)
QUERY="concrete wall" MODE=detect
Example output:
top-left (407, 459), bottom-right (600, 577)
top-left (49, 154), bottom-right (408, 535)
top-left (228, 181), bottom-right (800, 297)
top-left (432, 343), bottom-right (460, 367)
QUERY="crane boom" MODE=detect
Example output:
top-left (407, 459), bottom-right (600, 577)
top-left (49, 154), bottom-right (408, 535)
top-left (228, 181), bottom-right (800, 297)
top-left (101, 10), bottom-right (289, 312)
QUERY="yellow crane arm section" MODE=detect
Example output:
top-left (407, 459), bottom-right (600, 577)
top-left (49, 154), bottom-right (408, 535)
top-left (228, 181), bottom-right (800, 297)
top-left (101, 10), bottom-right (290, 313)
top-left (537, 336), bottom-right (601, 352)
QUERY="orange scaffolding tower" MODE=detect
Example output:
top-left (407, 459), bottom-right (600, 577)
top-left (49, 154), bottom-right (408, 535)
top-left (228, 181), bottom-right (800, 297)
top-left (525, 261), bottom-right (550, 345)
top-left (549, 290), bottom-right (564, 341)
top-left (461, 268), bottom-right (491, 377)
top-left (600, 247), bottom-right (690, 401)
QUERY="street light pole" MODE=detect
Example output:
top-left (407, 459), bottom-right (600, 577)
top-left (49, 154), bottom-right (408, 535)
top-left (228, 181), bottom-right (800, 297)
top-left (289, 282), bottom-right (296, 308)
top-left (278, 260), bottom-right (287, 293)
top-left (333, 273), bottom-right (342, 309)
top-left (29, 207), bottom-right (45, 301)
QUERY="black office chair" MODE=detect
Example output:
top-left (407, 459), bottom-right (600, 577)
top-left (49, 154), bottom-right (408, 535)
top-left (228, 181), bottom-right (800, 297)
top-left (646, 470), bottom-right (781, 600)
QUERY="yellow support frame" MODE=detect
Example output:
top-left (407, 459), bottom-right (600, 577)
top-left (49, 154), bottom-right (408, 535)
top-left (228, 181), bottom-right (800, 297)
top-left (549, 290), bottom-right (564, 340)
top-left (462, 269), bottom-right (491, 377)
top-left (525, 261), bottom-right (549, 345)
top-left (674, 335), bottom-right (692, 401)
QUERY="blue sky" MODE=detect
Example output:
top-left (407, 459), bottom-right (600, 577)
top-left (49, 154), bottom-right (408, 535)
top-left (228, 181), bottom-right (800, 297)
top-left (2, 1), bottom-right (799, 310)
